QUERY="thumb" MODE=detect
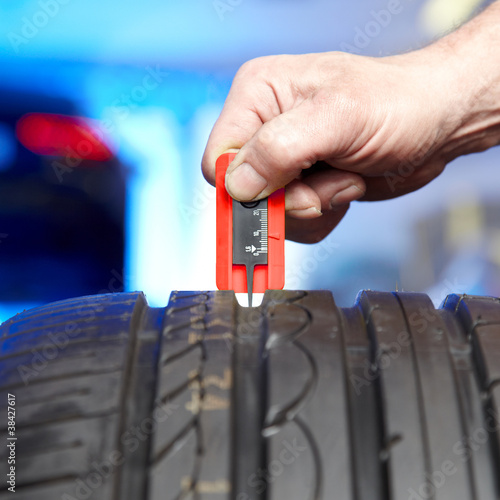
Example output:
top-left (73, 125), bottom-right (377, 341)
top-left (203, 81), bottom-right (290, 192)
top-left (225, 96), bottom-right (338, 201)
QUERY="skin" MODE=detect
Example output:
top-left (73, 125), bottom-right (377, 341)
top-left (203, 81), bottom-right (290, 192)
top-left (202, 2), bottom-right (500, 243)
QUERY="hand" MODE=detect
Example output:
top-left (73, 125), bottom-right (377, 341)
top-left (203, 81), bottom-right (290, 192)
top-left (202, 16), bottom-right (500, 242)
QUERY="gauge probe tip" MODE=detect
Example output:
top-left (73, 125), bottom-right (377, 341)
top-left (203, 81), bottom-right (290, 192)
top-left (232, 199), bottom-right (268, 307)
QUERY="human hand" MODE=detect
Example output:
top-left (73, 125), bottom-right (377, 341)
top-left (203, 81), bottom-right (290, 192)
top-left (202, 29), bottom-right (500, 242)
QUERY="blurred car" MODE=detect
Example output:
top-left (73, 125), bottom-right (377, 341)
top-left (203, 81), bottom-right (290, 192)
top-left (0, 88), bottom-right (126, 306)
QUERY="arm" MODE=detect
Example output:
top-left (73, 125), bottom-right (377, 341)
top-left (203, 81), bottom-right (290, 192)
top-left (202, 2), bottom-right (500, 243)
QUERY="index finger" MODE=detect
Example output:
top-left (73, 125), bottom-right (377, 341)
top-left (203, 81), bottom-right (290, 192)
top-left (201, 102), bottom-right (263, 185)
top-left (201, 64), bottom-right (281, 184)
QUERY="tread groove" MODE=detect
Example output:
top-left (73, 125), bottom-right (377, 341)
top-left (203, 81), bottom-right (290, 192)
top-left (0, 409), bottom-right (119, 431)
top-left (159, 373), bottom-right (201, 404)
top-left (160, 341), bottom-right (204, 367)
top-left (262, 338), bottom-right (318, 437)
top-left (116, 304), bottom-right (164, 500)
top-left (0, 367), bottom-right (122, 392)
top-left (112, 294), bottom-right (147, 500)
top-left (150, 417), bottom-right (198, 467)
top-left (13, 439), bottom-right (84, 457)
top-left (0, 335), bottom-right (125, 363)
top-left (0, 474), bottom-right (79, 492)
top-left (341, 305), bottom-right (387, 500)
top-left (442, 311), bottom-right (480, 499)
top-left (370, 326), bottom-right (391, 500)
top-left (7, 388), bottom-right (91, 407)
top-left (393, 293), bottom-right (435, 500)
top-left (231, 303), bottom-right (267, 500)
top-left (294, 415), bottom-right (322, 500)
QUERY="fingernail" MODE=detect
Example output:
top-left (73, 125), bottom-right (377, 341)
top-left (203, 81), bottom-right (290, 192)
top-left (226, 163), bottom-right (268, 200)
top-left (287, 207), bottom-right (323, 219)
top-left (330, 185), bottom-right (365, 208)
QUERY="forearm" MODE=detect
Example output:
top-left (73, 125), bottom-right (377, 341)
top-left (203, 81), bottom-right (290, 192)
top-left (202, 2), bottom-right (500, 243)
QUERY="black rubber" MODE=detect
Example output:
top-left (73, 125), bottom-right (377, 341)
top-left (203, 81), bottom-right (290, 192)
top-left (1, 290), bottom-right (500, 500)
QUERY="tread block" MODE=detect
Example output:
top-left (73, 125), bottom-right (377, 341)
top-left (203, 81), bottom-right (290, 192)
top-left (265, 291), bottom-right (353, 500)
top-left (0, 372), bottom-right (122, 427)
top-left (149, 291), bottom-right (233, 500)
top-left (357, 290), bottom-right (427, 499)
top-left (471, 324), bottom-right (500, 389)
top-left (0, 415), bottom-right (119, 486)
top-left (1, 293), bottom-right (142, 338)
top-left (0, 292), bottom-right (146, 500)
top-left (342, 306), bottom-right (384, 500)
top-left (0, 340), bottom-right (128, 390)
top-left (396, 292), bottom-right (474, 500)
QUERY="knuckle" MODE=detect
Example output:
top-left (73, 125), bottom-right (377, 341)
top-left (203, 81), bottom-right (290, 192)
top-left (254, 122), bottom-right (277, 150)
top-left (235, 56), bottom-right (270, 81)
top-left (255, 125), bottom-right (285, 155)
top-left (254, 132), bottom-right (297, 178)
top-left (312, 86), bottom-right (356, 112)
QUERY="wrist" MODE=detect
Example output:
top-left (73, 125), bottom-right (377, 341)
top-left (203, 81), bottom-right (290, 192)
top-left (427, 3), bottom-right (500, 160)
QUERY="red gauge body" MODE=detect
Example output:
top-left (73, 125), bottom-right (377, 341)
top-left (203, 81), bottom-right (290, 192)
top-left (216, 152), bottom-right (285, 294)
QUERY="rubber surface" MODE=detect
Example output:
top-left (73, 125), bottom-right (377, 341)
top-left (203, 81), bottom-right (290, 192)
top-left (0, 290), bottom-right (500, 500)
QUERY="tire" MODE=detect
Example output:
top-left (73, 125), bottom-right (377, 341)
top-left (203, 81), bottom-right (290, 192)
top-left (1, 289), bottom-right (500, 500)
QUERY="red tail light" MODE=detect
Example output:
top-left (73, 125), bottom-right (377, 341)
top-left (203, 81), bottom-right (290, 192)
top-left (16, 113), bottom-right (114, 162)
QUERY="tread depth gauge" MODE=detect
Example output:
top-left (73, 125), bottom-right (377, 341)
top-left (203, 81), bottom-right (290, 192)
top-left (216, 152), bottom-right (285, 306)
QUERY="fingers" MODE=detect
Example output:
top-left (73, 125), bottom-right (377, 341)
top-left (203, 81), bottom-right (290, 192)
top-left (201, 59), bottom-right (282, 186)
top-left (201, 111), bottom-right (262, 186)
top-left (360, 160), bottom-right (446, 201)
top-left (286, 168), bottom-right (365, 215)
top-left (286, 204), bottom-right (350, 243)
top-left (203, 95), bottom-right (319, 195)
top-left (224, 96), bottom-right (336, 201)
top-left (203, 54), bottom-right (363, 198)
top-left (285, 179), bottom-right (322, 218)
top-left (284, 168), bottom-right (365, 243)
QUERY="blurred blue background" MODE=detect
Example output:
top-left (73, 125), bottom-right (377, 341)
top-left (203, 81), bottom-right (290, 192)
top-left (0, 0), bottom-right (498, 322)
